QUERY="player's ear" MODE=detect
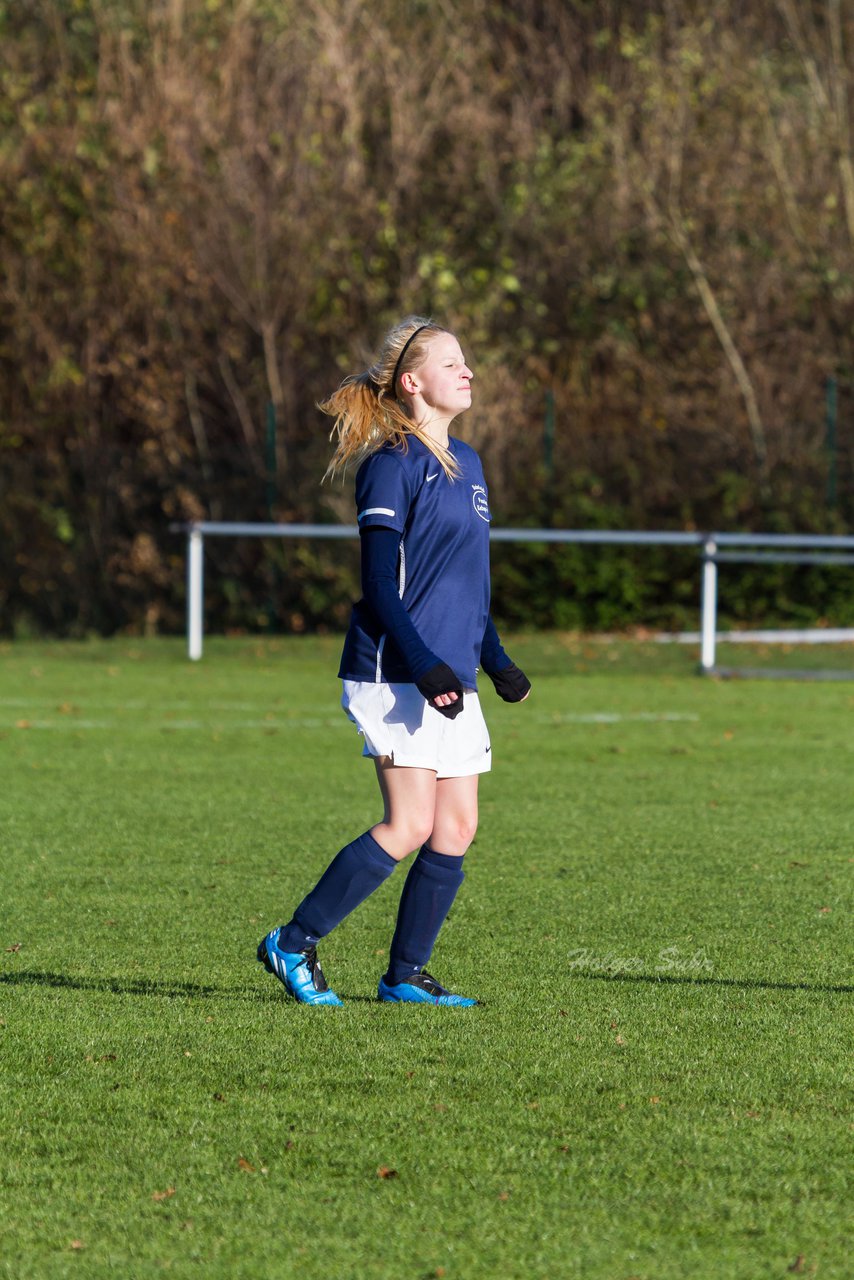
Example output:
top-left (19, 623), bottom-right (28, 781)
top-left (399, 371), bottom-right (419, 395)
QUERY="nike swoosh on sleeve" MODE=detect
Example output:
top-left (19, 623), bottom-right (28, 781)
top-left (426, 473), bottom-right (439, 482)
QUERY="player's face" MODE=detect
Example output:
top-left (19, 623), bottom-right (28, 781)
top-left (411, 333), bottom-right (473, 416)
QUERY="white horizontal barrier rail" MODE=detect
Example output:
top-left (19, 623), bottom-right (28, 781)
top-left (172, 522), bottom-right (854, 670)
top-left (173, 523), bottom-right (854, 548)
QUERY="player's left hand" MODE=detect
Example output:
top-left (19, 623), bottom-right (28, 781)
top-left (489, 663), bottom-right (531, 703)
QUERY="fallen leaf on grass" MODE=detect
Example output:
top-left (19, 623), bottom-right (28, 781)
top-left (5, 943), bottom-right (22, 953)
top-left (377, 1166), bottom-right (398, 1179)
top-left (615, 1034), bottom-right (626, 1046)
top-left (237, 1158), bottom-right (255, 1173)
top-left (497, 1191), bottom-right (510, 1201)
top-left (70, 1240), bottom-right (84, 1251)
top-left (15, 720), bottom-right (31, 730)
top-left (649, 1096), bottom-right (661, 1105)
top-left (152, 1187), bottom-right (176, 1202)
top-left (788, 1257), bottom-right (806, 1274)
top-left (818, 906), bottom-right (831, 914)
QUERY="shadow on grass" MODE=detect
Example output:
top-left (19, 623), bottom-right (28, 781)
top-left (571, 970), bottom-right (853, 995)
top-left (6, 967), bottom-right (849, 1002)
top-left (0, 969), bottom-right (272, 1002)
top-left (0, 969), bottom-right (385, 1004)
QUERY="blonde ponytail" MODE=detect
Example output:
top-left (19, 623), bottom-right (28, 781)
top-left (321, 317), bottom-right (461, 481)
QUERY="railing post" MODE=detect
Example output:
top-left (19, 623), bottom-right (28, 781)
top-left (188, 526), bottom-right (204, 661)
top-left (700, 537), bottom-right (718, 673)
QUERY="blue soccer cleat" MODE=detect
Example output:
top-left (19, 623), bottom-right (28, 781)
top-left (377, 970), bottom-right (477, 1007)
top-left (257, 928), bottom-right (342, 1006)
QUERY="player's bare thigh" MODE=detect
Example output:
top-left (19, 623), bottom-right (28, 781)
top-left (430, 775), bottom-right (478, 856)
top-left (371, 757), bottom-right (437, 860)
top-left (371, 758), bottom-right (478, 860)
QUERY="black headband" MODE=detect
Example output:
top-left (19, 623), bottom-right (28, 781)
top-left (391, 325), bottom-right (430, 396)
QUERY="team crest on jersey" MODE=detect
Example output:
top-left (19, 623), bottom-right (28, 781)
top-left (472, 483), bottom-right (490, 522)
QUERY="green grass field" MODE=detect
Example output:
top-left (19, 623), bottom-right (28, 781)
top-left (2, 636), bottom-right (851, 1279)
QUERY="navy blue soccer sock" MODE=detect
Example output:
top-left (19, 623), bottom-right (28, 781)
top-left (277, 830), bottom-right (398, 952)
top-left (385, 845), bottom-right (466, 986)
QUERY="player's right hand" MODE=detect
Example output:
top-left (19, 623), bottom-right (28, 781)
top-left (416, 662), bottom-right (465, 720)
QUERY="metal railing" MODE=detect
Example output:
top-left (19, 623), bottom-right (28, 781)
top-left (176, 522), bottom-right (854, 670)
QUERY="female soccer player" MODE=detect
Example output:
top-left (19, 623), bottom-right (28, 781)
top-left (257, 317), bottom-right (531, 1006)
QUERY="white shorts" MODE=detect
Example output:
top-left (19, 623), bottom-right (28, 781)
top-left (341, 680), bottom-right (492, 778)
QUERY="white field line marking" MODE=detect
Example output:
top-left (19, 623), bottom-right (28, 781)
top-left (534, 711), bottom-right (699, 724)
top-left (5, 709), bottom-right (699, 731)
top-left (0, 697), bottom-right (280, 711)
top-left (656, 628), bottom-right (854, 645)
top-left (5, 717), bottom-right (347, 732)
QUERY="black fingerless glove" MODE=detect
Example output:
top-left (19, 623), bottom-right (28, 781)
top-left (416, 661), bottom-right (465, 720)
top-left (488, 662), bottom-right (531, 703)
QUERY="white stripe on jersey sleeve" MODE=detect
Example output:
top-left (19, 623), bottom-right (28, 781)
top-left (398, 540), bottom-right (406, 597)
top-left (358, 507), bottom-right (396, 520)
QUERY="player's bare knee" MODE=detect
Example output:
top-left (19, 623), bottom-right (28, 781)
top-left (432, 815), bottom-right (478, 854)
top-left (455, 815), bottom-right (478, 849)
top-left (410, 816), bottom-right (437, 850)
top-left (380, 816), bottom-right (434, 855)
